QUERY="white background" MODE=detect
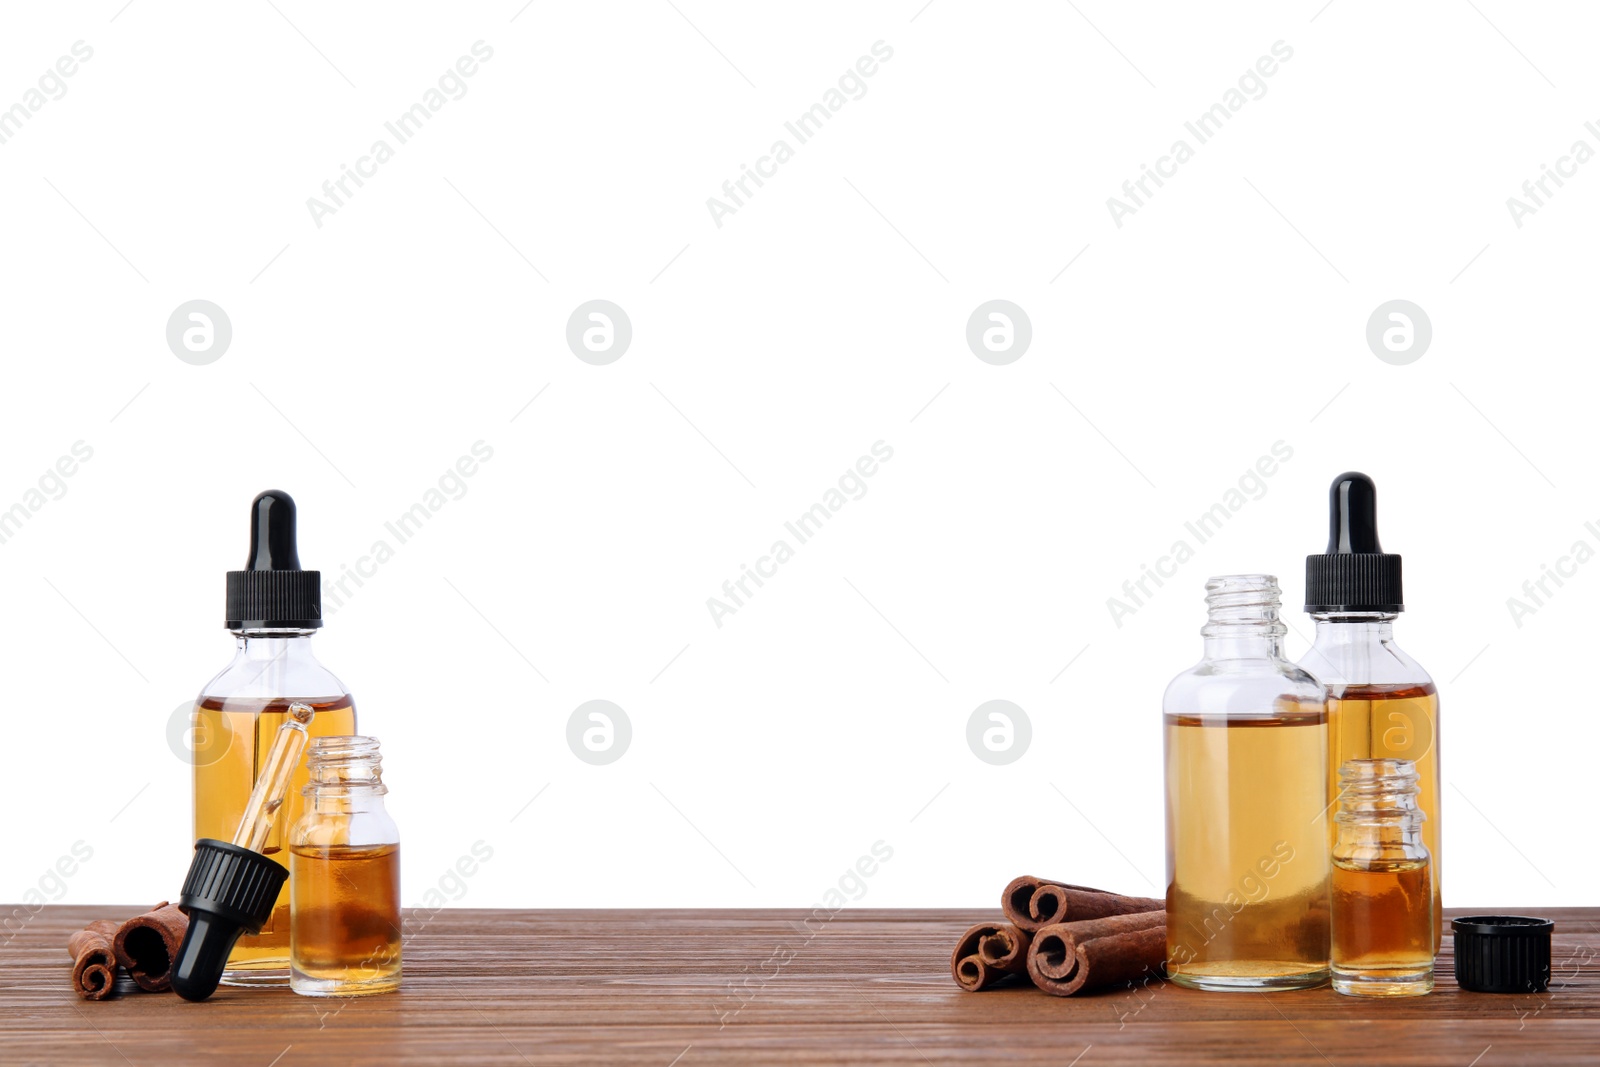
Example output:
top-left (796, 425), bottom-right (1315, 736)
top-left (2, 1), bottom-right (1595, 913)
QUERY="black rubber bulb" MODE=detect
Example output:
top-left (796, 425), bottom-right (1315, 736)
top-left (1327, 471), bottom-right (1382, 554)
top-left (225, 489), bottom-right (321, 630)
top-left (170, 912), bottom-right (242, 1002)
top-left (1306, 471), bottom-right (1403, 613)
top-left (246, 489), bottom-right (302, 571)
top-left (169, 839), bottom-right (288, 1002)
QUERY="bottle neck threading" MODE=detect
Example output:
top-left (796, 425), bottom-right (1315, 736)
top-left (233, 630), bottom-right (319, 659)
top-left (1309, 612), bottom-right (1397, 637)
top-left (303, 736), bottom-right (386, 799)
top-left (1201, 574), bottom-right (1288, 661)
top-left (1336, 758), bottom-right (1425, 833)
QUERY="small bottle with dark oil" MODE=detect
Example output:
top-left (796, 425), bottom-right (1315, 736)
top-left (1331, 758), bottom-right (1434, 997)
top-left (289, 736), bottom-right (401, 997)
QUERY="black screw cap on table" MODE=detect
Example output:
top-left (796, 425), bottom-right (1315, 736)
top-left (1453, 915), bottom-right (1555, 994)
top-left (170, 838), bottom-right (289, 1002)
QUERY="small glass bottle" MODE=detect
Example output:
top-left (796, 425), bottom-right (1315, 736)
top-left (1163, 575), bottom-right (1331, 991)
top-left (289, 736), bottom-right (402, 997)
top-left (1331, 758), bottom-right (1434, 997)
top-left (194, 490), bottom-right (357, 985)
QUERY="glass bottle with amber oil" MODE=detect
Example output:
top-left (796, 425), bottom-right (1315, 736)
top-left (1164, 575), bottom-right (1331, 991)
top-left (193, 491), bottom-right (356, 985)
top-left (1302, 473), bottom-right (1441, 950)
top-left (290, 736), bottom-right (401, 997)
top-left (1331, 758), bottom-right (1433, 996)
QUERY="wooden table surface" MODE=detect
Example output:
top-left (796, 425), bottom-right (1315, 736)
top-left (4, 906), bottom-right (1597, 1065)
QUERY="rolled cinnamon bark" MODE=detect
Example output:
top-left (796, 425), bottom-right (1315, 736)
top-left (1027, 911), bottom-right (1167, 996)
top-left (66, 920), bottom-right (122, 1000)
top-left (113, 902), bottom-right (189, 992)
top-left (1030, 884), bottom-right (1164, 928)
top-left (1001, 875), bottom-right (1163, 933)
top-left (950, 923), bottom-right (1031, 991)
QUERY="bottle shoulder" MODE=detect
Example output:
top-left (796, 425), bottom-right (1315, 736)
top-left (198, 664), bottom-right (352, 702)
top-left (1163, 657), bottom-right (1326, 717)
top-left (1300, 629), bottom-right (1434, 689)
top-left (198, 643), bottom-right (353, 704)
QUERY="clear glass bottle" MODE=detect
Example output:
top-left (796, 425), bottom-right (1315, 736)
top-left (1163, 575), bottom-right (1331, 991)
top-left (192, 490), bottom-right (356, 985)
top-left (1330, 758), bottom-right (1433, 997)
top-left (1301, 473), bottom-right (1441, 949)
top-left (290, 736), bottom-right (402, 997)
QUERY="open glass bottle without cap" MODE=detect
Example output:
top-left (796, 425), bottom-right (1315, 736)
top-left (1331, 758), bottom-right (1434, 997)
top-left (1163, 575), bottom-right (1331, 991)
top-left (289, 736), bottom-right (402, 997)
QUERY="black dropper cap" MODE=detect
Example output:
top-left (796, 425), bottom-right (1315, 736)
top-left (225, 490), bottom-right (322, 629)
top-left (170, 839), bottom-right (289, 1001)
top-left (1304, 472), bottom-right (1405, 613)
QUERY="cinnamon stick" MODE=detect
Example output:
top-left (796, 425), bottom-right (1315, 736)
top-left (66, 920), bottom-right (122, 1000)
top-left (113, 902), bottom-right (189, 992)
top-left (1001, 875), bottom-right (1163, 932)
top-left (1027, 911), bottom-right (1167, 996)
top-left (950, 923), bottom-right (1031, 992)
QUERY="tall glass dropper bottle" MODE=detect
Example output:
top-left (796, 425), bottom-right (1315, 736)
top-left (1301, 472), bottom-right (1441, 949)
top-left (192, 490), bottom-right (357, 985)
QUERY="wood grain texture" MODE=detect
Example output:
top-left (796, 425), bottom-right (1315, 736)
top-left (2, 906), bottom-right (1596, 1065)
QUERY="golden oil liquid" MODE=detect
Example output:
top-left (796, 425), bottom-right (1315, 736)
top-left (289, 843), bottom-right (402, 996)
top-left (1327, 684), bottom-right (1441, 949)
top-left (1165, 706), bottom-right (1331, 989)
top-left (192, 694), bottom-right (356, 983)
top-left (1331, 858), bottom-right (1433, 995)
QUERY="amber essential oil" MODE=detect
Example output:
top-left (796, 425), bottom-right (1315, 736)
top-left (1326, 683), bottom-right (1441, 948)
top-left (1330, 859), bottom-right (1433, 993)
top-left (192, 693), bottom-right (356, 979)
top-left (1165, 707), bottom-right (1332, 987)
top-left (289, 843), bottom-right (402, 996)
